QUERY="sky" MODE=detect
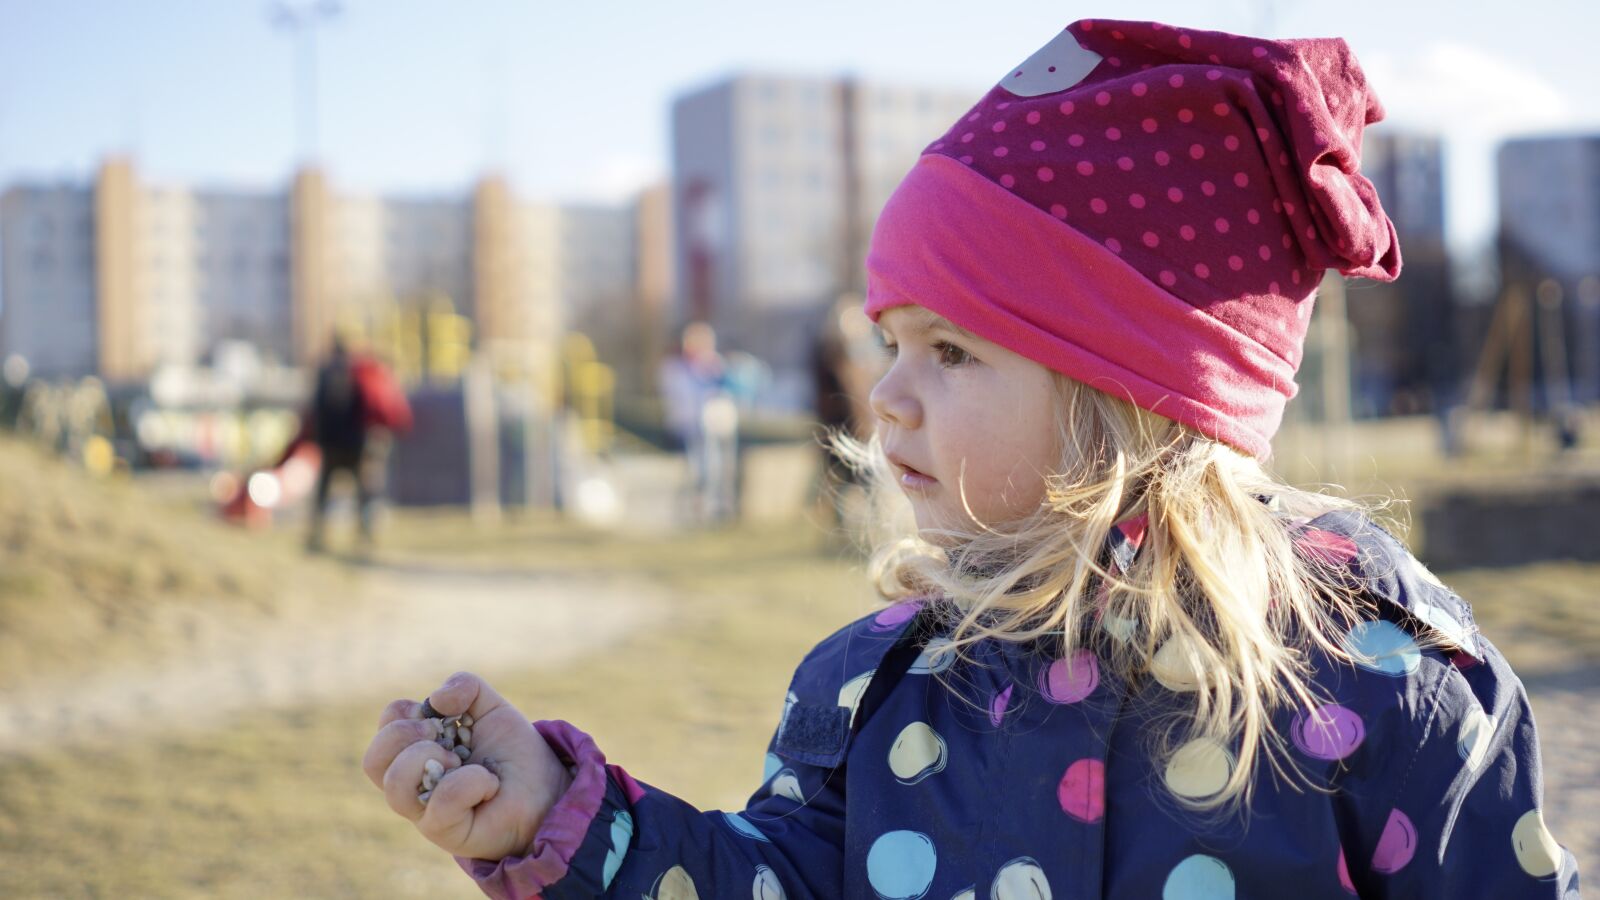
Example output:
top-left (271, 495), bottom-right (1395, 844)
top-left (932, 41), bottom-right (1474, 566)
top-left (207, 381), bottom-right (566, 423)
top-left (0, 0), bottom-right (1593, 255)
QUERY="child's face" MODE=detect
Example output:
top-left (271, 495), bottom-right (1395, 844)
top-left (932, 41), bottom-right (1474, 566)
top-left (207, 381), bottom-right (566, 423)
top-left (870, 305), bottom-right (1061, 535)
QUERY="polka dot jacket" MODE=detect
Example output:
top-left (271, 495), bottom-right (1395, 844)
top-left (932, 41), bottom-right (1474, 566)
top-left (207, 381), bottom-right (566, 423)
top-left (455, 503), bottom-right (1581, 899)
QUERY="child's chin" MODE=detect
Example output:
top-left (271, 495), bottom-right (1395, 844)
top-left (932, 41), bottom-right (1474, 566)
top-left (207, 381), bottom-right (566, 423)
top-left (911, 512), bottom-right (964, 546)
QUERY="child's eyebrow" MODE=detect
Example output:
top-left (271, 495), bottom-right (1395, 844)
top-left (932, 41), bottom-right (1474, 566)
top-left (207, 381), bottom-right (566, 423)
top-left (879, 310), bottom-right (980, 341)
top-left (929, 319), bottom-right (979, 340)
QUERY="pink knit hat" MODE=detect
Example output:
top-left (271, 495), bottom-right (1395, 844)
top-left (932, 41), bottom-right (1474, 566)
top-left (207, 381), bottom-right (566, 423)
top-left (863, 19), bottom-right (1401, 460)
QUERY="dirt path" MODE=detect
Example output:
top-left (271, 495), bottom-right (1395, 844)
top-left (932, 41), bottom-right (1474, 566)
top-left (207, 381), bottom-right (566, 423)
top-left (0, 561), bottom-right (664, 753)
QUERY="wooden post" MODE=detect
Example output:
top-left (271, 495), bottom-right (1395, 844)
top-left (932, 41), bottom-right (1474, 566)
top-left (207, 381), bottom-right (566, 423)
top-left (1465, 283), bottom-right (1539, 457)
top-left (1536, 278), bottom-right (1573, 447)
top-left (1507, 286), bottom-right (1536, 456)
top-left (1466, 286), bottom-right (1516, 413)
top-left (464, 354), bottom-right (501, 525)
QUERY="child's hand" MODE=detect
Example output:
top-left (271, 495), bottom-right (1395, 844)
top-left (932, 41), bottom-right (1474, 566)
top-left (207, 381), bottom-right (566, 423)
top-left (362, 671), bottom-right (574, 862)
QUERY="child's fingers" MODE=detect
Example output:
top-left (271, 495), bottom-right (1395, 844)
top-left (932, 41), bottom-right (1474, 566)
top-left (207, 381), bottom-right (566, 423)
top-left (362, 716), bottom-right (442, 789)
top-left (417, 763), bottom-right (501, 848)
top-left (378, 698), bottom-right (424, 729)
top-left (422, 671), bottom-right (514, 723)
top-left (381, 739), bottom-right (460, 820)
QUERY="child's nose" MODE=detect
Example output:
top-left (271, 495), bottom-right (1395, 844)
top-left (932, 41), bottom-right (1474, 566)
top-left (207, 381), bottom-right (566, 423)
top-left (869, 370), bottom-right (922, 430)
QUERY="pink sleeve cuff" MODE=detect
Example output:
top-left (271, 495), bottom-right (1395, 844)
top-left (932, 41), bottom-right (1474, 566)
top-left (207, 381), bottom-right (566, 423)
top-left (454, 720), bottom-right (617, 900)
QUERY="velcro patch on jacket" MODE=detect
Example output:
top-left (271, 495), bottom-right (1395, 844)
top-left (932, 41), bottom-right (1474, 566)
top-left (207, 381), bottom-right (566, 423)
top-left (773, 598), bottom-right (931, 768)
top-left (774, 702), bottom-right (853, 768)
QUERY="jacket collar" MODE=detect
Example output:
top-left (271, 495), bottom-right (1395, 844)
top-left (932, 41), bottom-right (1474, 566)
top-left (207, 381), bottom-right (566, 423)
top-left (1106, 492), bottom-right (1285, 577)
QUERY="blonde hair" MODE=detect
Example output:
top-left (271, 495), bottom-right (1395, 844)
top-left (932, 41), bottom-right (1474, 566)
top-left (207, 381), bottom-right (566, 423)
top-left (827, 371), bottom-right (1405, 814)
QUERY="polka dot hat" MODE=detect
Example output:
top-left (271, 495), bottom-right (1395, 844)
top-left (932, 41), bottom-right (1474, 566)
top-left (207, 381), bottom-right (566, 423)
top-left (863, 18), bottom-right (1402, 460)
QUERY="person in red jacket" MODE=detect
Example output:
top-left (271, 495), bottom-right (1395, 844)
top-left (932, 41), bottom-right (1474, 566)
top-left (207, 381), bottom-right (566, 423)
top-left (304, 335), bottom-right (413, 554)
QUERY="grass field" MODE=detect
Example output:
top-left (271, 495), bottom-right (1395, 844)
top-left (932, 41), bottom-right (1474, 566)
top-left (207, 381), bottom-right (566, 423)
top-left (0, 430), bottom-right (1594, 897)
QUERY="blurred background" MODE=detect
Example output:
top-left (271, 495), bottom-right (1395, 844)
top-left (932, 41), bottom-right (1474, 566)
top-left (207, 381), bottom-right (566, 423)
top-left (0, 0), bottom-right (1596, 895)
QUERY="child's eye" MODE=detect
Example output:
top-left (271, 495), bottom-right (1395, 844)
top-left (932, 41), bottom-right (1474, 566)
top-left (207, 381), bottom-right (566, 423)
top-left (933, 340), bottom-right (974, 368)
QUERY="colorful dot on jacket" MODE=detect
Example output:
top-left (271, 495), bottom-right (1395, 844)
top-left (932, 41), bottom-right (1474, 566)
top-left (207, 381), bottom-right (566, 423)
top-left (866, 830), bottom-right (938, 899)
top-left (888, 722), bottom-right (949, 785)
top-left (1164, 854), bottom-right (1236, 899)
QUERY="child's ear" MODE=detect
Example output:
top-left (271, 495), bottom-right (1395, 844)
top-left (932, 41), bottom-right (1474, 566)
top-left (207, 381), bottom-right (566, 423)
top-left (1000, 28), bottom-right (1102, 98)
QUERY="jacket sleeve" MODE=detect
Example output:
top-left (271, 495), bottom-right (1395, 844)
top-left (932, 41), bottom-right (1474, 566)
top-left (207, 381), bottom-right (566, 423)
top-left (1348, 636), bottom-right (1581, 898)
top-left (454, 718), bottom-right (847, 899)
top-left (454, 601), bottom-right (925, 899)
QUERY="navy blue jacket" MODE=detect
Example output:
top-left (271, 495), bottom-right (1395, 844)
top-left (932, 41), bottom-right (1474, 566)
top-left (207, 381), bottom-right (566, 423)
top-left (460, 507), bottom-right (1582, 899)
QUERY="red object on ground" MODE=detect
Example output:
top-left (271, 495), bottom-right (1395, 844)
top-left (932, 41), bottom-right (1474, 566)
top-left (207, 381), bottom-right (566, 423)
top-left (218, 442), bottom-right (322, 527)
top-left (218, 476), bottom-right (273, 528)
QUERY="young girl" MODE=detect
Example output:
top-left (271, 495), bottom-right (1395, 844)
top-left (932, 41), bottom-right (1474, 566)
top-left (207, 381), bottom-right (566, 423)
top-left (362, 18), bottom-right (1581, 898)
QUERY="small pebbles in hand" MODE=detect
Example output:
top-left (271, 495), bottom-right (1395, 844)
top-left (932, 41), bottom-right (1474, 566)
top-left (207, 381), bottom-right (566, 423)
top-left (413, 697), bottom-right (483, 804)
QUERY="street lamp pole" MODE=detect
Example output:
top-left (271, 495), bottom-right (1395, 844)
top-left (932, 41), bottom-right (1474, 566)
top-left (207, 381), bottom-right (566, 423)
top-left (269, 0), bottom-right (341, 165)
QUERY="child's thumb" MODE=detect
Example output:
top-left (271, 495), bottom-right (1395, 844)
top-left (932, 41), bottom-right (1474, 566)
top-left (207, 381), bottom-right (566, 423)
top-left (426, 671), bottom-right (513, 722)
top-left (419, 763), bottom-right (501, 846)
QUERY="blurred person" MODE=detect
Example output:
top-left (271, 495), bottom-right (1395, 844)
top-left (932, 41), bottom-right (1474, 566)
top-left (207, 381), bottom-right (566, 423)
top-left (1556, 406), bottom-right (1583, 452)
top-left (658, 322), bottom-right (737, 524)
top-left (811, 296), bottom-right (877, 528)
top-left (0, 355), bottom-right (28, 430)
top-left (301, 334), bottom-right (413, 554)
top-left (361, 19), bottom-right (1578, 899)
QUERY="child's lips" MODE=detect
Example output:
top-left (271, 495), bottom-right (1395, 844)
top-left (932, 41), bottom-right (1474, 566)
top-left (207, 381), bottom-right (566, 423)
top-left (891, 458), bottom-right (938, 489)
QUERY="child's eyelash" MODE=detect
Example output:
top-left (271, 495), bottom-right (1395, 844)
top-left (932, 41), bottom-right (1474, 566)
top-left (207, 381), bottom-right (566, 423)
top-left (933, 340), bottom-right (973, 367)
top-left (877, 338), bottom-right (974, 368)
